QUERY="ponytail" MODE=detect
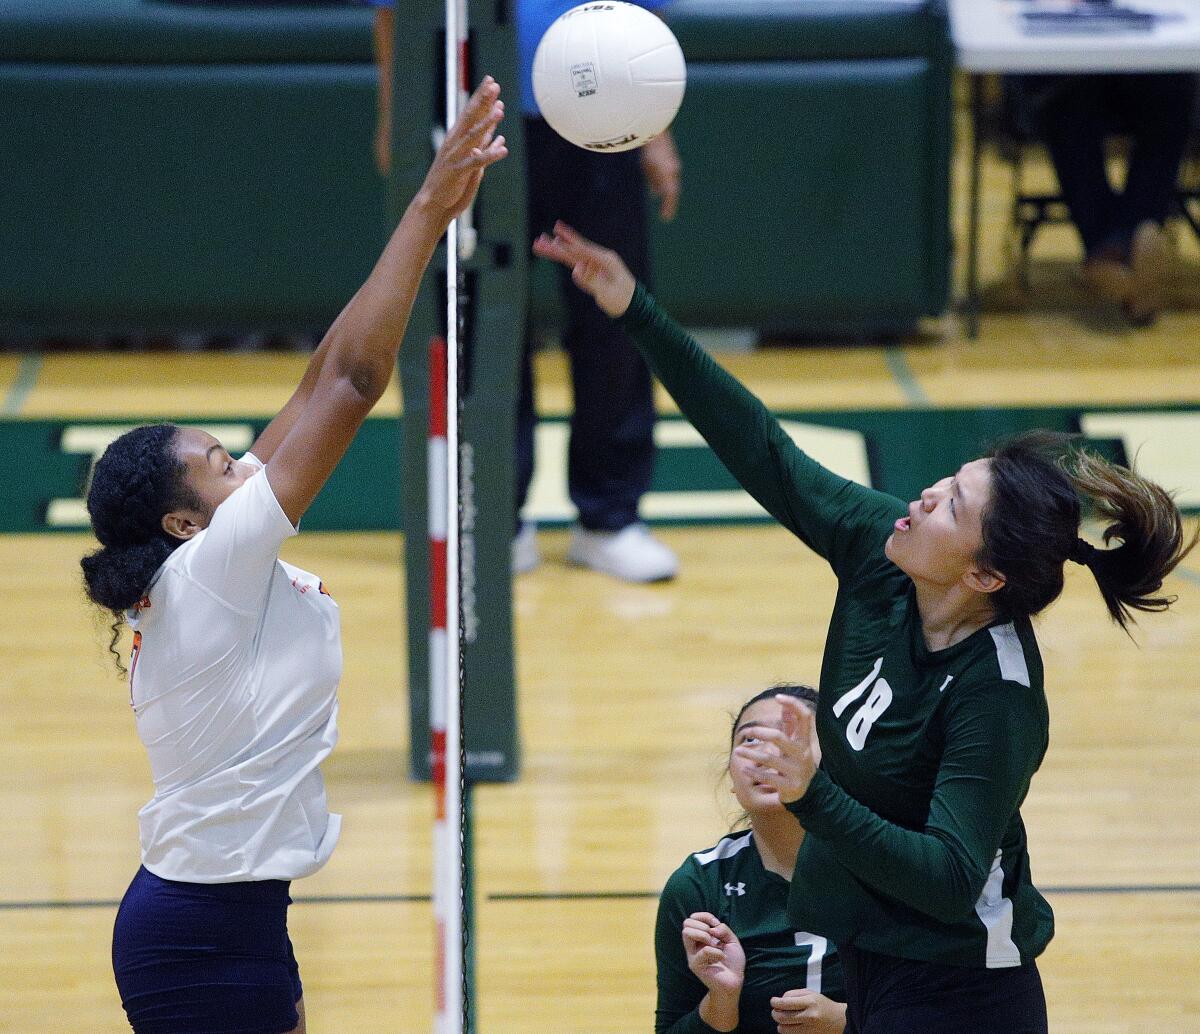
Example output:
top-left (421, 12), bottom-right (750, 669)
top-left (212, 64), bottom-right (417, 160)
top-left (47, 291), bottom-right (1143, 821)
top-left (80, 424), bottom-right (197, 673)
top-left (81, 540), bottom-right (176, 614)
top-left (979, 431), bottom-right (1196, 632)
top-left (1067, 449), bottom-right (1197, 632)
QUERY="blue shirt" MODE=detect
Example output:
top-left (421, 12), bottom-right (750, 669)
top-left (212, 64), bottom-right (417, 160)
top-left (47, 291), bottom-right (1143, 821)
top-left (369, 0), bottom-right (671, 116)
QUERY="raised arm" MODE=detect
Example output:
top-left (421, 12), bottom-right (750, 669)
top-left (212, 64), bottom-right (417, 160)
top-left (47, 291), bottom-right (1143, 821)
top-left (246, 335), bottom-right (332, 465)
top-left (261, 78), bottom-right (507, 526)
top-left (532, 223), bottom-right (901, 573)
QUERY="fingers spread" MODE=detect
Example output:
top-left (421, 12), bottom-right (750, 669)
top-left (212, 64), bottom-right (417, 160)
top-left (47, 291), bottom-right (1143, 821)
top-left (552, 222), bottom-right (607, 255)
top-left (475, 100), bottom-right (504, 142)
top-left (479, 109), bottom-right (502, 150)
top-left (455, 103), bottom-right (503, 158)
top-left (552, 220), bottom-right (582, 242)
top-left (465, 76), bottom-right (500, 118)
top-left (732, 744), bottom-right (780, 765)
top-left (531, 233), bottom-right (561, 261)
top-left (777, 694), bottom-right (815, 739)
top-left (532, 232), bottom-right (579, 266)
top-left (449, 79), bottom-right (503, 154)
top-left (471, 136), bottom-right (508, 168)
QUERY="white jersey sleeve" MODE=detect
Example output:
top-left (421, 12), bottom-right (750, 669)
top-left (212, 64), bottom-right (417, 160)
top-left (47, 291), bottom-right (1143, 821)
top-left (174, 452), bottom-right (297, 614)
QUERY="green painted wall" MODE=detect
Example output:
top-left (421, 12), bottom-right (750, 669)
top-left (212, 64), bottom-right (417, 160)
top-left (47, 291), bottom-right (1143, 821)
top-left (6, 403), bottom-right (1196, 535)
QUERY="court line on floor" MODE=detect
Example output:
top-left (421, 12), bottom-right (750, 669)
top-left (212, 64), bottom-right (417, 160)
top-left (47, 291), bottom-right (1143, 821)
top-left (486, 884), bottom-right (1200, 902)
top-left (1, 353), bottom-right (42, 416)
top-left (0, 893), bottom-right (431, 911)
top-left (883, 347), bottom-right (930, 407)
top-left (4, 883), bottom-right (1197, 912)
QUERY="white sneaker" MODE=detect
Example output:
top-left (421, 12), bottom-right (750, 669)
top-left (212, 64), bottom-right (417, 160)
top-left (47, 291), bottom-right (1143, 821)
top-left (566, 523), bottom-right (679, 583)
top-left (512, 521), bottom-right (540, 575)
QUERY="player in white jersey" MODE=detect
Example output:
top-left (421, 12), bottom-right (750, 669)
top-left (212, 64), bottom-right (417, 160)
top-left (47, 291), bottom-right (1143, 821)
top-left (80, 78), bottom-right (508, 1034)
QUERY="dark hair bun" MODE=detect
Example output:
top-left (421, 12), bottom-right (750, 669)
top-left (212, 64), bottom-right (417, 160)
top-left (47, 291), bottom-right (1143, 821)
top-left (81, 539), bottom-right (174, 614)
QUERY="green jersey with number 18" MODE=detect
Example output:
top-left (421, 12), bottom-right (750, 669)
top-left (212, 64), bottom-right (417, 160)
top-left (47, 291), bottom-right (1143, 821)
top-left (623, 286), bottom-right (1055, 970)
top-left (656, 829), bottom-right (846, 1034)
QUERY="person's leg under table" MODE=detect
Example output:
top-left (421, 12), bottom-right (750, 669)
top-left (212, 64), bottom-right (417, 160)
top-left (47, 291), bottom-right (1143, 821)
top-left (1113, 72), bottom-right (1197, 237)
top-left (1034, 74), bottom-right (1121, 258)
top-left (1107, 73), bottom-right (1195, 322)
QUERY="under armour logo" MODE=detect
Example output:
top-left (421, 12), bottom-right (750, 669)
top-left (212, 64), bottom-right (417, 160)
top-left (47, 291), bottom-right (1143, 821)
top-left (724, 882), bottom-right (746, 897)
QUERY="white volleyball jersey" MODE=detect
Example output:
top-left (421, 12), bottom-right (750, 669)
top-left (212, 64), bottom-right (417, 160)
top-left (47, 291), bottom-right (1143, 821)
top-left (126, 456), bottom-right (342, 883)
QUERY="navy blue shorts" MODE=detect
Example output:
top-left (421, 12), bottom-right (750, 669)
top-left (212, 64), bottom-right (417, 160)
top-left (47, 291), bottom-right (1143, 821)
top-left (841, 945), bottom-right (1048, 1034)
top-left (112, 866), bottom-right (302, 1034)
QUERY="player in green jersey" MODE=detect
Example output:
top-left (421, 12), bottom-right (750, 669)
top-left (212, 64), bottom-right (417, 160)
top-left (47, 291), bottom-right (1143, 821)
top-left (534, 223), bottom-right (1196, 1034)
top-left (656, 685), bottom-right (846, 1034)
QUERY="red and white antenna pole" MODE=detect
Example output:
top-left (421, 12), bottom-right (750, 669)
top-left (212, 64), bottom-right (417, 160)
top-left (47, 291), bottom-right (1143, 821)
top-left (428, 333), bottom-right (462, 1034)
top-left (432, 0), bottom-right (471, 1031)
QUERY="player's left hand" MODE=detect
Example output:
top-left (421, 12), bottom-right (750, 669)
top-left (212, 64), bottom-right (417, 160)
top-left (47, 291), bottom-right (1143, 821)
top-left (770, 988), bottom-right (847, 1034)
top-left (533, 222), bottom-right (637, 318)
top-left (639, 130), bottom-right (681, 222)
top-left (731, 694), bottom-right (818, 805)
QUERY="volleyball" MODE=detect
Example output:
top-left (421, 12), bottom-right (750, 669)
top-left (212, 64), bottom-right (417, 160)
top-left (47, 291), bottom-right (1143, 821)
top-left (532, 2), bottom-right (687, 153)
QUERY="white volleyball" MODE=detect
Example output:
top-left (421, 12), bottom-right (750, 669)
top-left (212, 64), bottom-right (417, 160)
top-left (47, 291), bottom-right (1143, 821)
top-left (532, 2), bottom-right (687, 153)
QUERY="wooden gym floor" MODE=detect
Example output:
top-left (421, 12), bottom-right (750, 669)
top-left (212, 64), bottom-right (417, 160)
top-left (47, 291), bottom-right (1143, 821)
top-left (0, 119), bottom-right (1198, 1033)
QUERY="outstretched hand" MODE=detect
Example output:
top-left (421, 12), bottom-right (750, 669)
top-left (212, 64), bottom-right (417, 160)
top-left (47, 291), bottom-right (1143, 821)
top-left (731, 695), bottom-right (819, 805)
top-left (532, 222), bottom-right (637, 318)
top-left (417, 76), bottom-right (508, 226)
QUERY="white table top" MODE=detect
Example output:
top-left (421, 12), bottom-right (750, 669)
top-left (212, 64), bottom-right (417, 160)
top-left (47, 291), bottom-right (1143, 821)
top-left (949, 0), bottom-right (1200, 72)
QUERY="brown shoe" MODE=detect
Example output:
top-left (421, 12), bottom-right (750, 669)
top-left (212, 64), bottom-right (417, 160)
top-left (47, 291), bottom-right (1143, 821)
top-left (1125, 220), bottom-right (1169, 326)
top-left (1081, 255), bottom-right (1133, 307)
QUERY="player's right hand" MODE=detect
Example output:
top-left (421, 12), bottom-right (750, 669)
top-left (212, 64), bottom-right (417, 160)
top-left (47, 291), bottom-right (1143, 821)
top-left (682, 911), bottom-right (746, 995)
top-left (416, 76), bottom-right (507, 225)
top-left (770, 988), bottom-right (847, 1034)
top-left (732, 694), bottom-right (819, 806)
top-left (532, 221), bottom-right (637, 318)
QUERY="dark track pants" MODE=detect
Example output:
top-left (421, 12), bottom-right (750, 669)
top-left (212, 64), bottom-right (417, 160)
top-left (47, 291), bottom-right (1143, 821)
top-left (518, 115), bottom-right (656, 532)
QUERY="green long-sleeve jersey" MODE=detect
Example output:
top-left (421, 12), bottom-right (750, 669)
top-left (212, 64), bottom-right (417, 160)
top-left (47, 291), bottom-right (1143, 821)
top-left (656, 829), bottom-right (845, 1034)
top-left (622, 286), bottom-right (1055, 968)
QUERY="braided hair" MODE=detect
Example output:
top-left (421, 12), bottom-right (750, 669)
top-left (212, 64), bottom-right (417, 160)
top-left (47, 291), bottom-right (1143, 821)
top-left (80, 424), bottom-right (200, 671)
